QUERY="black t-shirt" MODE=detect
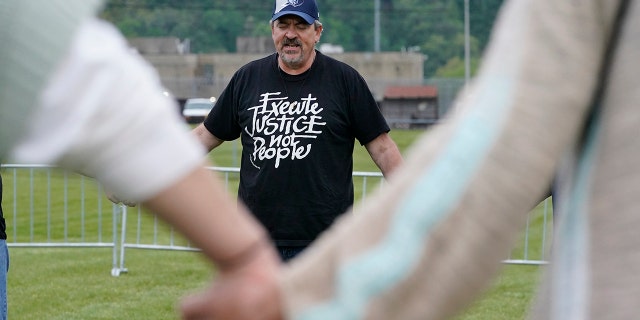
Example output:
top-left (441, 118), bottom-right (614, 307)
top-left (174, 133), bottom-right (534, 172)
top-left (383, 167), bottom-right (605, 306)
top-left (0, 174), bottom-right (6, 240)
top-left (204, 51), bottom-right (389, 246)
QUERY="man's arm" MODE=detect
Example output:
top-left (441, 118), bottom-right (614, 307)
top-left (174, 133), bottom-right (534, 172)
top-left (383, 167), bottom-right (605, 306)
top-left (192, 123), bottom-right (224, 152)
top-left (364, 132), bottom-right (403, 178)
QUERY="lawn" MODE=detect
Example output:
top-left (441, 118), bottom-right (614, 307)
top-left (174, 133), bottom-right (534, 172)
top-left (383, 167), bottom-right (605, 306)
top-left (3, 128), bottom-right (547, 319)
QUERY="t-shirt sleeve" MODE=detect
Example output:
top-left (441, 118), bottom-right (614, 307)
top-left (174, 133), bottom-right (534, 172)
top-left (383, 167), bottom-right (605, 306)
top-left (203, 72), bottom-right (243, 141)
top-left (347, 70), bottom-right (390, 146)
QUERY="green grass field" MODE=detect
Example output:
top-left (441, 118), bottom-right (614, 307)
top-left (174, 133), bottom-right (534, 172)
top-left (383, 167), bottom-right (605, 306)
top-left (3, 128), bottom-right (548, 319)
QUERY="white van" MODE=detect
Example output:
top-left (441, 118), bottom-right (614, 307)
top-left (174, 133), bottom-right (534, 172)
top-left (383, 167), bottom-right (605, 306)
top-left (182, 98), bottom-right (215, 124)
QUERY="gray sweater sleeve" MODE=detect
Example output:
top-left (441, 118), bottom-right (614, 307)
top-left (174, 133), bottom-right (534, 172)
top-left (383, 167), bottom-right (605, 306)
top-left (0, 0), bottom-right (102, 159)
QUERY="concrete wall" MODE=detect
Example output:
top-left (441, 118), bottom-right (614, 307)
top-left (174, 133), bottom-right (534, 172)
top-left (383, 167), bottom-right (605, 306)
top-left (141, 51), bottom-right (426, 101)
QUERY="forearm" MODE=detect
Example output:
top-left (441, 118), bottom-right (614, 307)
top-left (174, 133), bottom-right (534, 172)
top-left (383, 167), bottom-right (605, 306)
top-left (142, 164), bottom-right (270, 270)
top-left (366, 133), bottom-right (403, 179)
top-left (192, 124), bottom-right (224, 152)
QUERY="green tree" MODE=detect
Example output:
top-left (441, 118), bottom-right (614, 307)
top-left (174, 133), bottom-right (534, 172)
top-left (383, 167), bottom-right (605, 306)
top-left (101, 0), bottom-right (271, 52)
top-left (434, 56), bottom-right (481, 77)
top-left (454, 0), bottom-right (506, 53)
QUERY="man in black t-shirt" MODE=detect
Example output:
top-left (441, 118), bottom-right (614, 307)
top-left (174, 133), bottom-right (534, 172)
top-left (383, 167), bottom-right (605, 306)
top-left (192, 0), bottom-right (403, 262)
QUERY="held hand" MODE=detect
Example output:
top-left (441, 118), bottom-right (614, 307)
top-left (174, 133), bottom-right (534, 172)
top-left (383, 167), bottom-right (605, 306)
top-left (106, 191), bottom-right (137, 207)
top-left (180, 244), bottom-right (284, 320)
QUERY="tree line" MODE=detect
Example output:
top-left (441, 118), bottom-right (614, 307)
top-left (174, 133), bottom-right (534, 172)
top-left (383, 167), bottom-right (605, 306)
top-left (100, 0), bottom-right (505, 78)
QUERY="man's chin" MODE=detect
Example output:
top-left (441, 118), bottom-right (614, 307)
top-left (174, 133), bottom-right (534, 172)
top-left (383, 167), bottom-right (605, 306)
top-left (280, 55), bottom-right (303, 67)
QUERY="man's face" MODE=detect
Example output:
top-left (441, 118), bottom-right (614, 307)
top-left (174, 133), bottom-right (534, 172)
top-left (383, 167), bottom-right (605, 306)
top-left (271, 15), bottom-right (322, 70)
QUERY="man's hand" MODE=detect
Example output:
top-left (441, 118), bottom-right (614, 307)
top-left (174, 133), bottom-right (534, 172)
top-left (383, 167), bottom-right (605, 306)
top-left (106, 191), bottom-right (137, 207)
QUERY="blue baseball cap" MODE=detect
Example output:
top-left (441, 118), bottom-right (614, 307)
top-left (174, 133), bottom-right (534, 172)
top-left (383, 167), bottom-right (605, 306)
top-left (271, 0), bottom-right (320, 25)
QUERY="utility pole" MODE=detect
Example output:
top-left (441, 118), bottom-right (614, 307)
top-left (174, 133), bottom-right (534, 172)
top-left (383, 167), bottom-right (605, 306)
top-left (374, 0), bottom-right (380, 52)
top-left (464, 0), bottom-right (470, 84)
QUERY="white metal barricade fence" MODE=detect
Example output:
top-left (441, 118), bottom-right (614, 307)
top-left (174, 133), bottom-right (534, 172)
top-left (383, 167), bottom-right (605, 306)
top-left (2, 164), bottom-right (552, 277)
top-left (111, 167), bottom-right (392, 276)
top-left (1, 164), bottom-right (123, 275)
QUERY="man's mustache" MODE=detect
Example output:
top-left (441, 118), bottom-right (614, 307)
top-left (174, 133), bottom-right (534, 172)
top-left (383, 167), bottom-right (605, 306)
top-left (282, 38), bottom-right (302, 46)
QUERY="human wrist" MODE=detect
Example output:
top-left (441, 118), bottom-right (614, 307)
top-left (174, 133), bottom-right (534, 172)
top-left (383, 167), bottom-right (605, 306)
top-left (217, 235), bottom-right (272, 272)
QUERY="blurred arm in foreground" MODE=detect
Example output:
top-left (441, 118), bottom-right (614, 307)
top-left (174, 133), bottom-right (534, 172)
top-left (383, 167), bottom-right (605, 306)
top-left (0, 2), bottom-right (281, 319)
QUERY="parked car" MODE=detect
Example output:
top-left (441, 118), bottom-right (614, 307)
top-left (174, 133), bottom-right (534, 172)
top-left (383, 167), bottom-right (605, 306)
top-left (182, 98), bottom-right (215, 124)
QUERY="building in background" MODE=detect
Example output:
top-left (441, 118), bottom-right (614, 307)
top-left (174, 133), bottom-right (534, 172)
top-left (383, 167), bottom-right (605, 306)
top-left (128, 37), bottom-right (441, 125)
top-left (381, 85), bottom-right (439, 128)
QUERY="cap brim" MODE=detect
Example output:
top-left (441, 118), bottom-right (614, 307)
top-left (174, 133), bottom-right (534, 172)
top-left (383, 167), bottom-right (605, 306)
top-left (271, 11), bottom-right (315, 24)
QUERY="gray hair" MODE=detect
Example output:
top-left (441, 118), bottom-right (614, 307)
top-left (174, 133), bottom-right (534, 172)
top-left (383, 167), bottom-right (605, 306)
top-left (270, 19), bottom-right (323, 33)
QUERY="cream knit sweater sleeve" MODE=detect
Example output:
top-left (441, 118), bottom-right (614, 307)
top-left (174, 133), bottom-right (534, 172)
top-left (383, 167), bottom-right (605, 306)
top-left (280, 0), bottom-right (615, 319)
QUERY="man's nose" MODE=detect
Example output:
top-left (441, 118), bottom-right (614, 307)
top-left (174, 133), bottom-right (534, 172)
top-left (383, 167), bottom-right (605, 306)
top-left (285, 27), bottom-right (297, 39)
top-left (285, 33), bottom-right (297, 40)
